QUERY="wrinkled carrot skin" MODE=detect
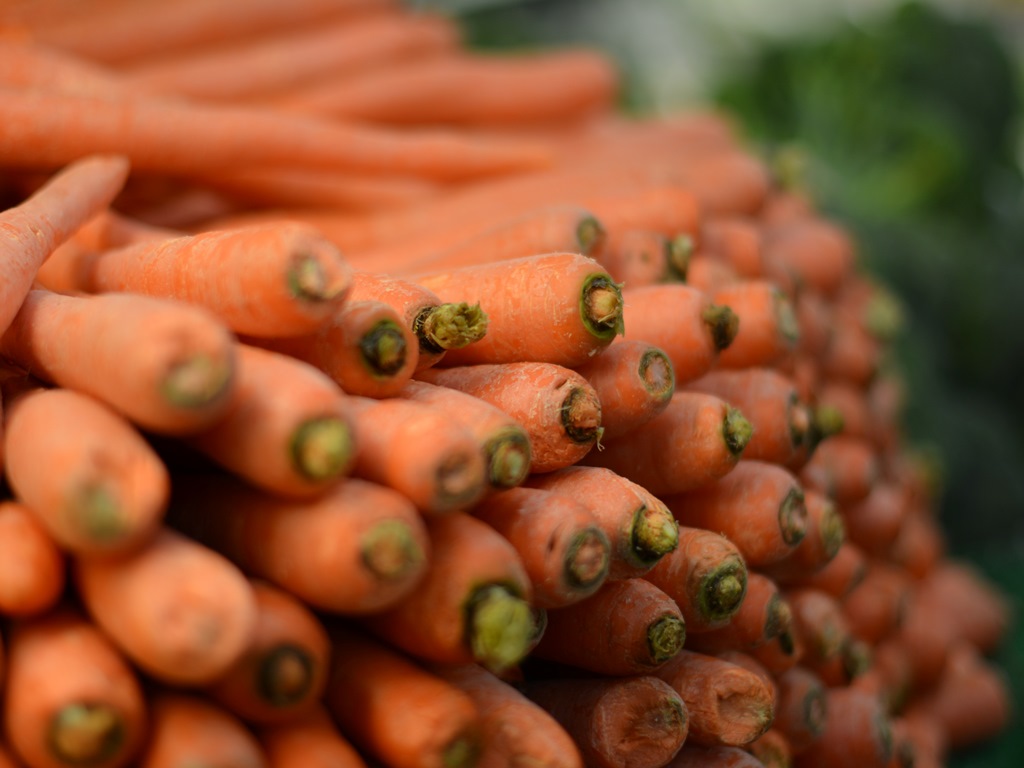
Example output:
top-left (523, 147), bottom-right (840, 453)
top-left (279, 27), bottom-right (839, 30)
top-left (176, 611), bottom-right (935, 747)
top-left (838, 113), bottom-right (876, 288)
top-left (685, 573), bottom-right (791, 654)
top-left (712, 280), bottom-right (800, 370)
top-left (257, 705), bottom-right (367, 768)
top-left (167, 474), bottom-right (429, 614)
top-left (772, 666), bottom-right (828, 753)
top-left (0, 501), bottom-right (65, 617)
top-left (793, 688), bottom-right (893, 768)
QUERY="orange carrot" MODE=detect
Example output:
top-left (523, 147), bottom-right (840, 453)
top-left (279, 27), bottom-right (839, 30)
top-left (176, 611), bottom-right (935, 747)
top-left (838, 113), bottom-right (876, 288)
top-left (821, 306), bottom-right (883, 386)
top-left (0, 742), bottom-right (17, 768)
top-left (915, 561), bottom-right (1011, 653)
top-left (700, 217), bottom-right (764, 278)
top-left (412, 252), bottom-right (623, 368)
top-left (0, 501), bottom-right (64, 617)
top-left (74, 527), bottom-right (257, 685)
top-left (713, 651), bottom-right (778, 706)
top-left (712, 280), bottom-right (800, 369)
top-left (655, 650), bottom-right (774, 747)
top-left (0, 154), bottom-right (128, 336)
top-left (763, 219), bottom-right (856, 298)
top-left (665, 745), bottom-right (765, 768)
top-left (772, 666), bottom-right (828, 753)
top-left (684, 251), bottom-right (740, 295)
top-left (793, 688), bottom-right (893, 768)
top-left (796, 540), bottom-right (869, 599)
top-left (595, 229), bottom-right (692, 286)
top-left (582, 392), bottom-right (751, 496)
top-left (800, 435), bottom-right (879, 505)
top-left (347, 395), bottom-right (487, 514)
top-left (471, 486), bottom-right (611, 608)
top-left (746, 729), bottom-right (792, 768)
top-left (3, 608), bottom-right (147, 768)
top-left (793, 289), bottom-right (833, 358)
top-left (522, 676), bottom-right (689, 768)
top-left (526, 465), bottom-right (680, 580)
top-left (138, 691), bottom-right (267, 768)
top-left (889, 508), bottom-right (945, 580)
top-left (574, 339), bottom-right (675, 439)
top-left (0, 290), bottom-right (236, 434)
top-left (257, 705), bottom-right (366, 768)
top-left (432, 663), bottom-right (584, 768)
top-left (784, 588), bottom-right (856, 682)
top-left (843, 483), bottom-right (908, 558)
top-left (533, 578), bottom-right (686, 676)
top-left (686, 573), bottom-right (792, 653)
top-left (759, 190), bottom-right (816, 228)
top-left (747, 625), bottom-right (805, 676)
top-left (168, 474), bottom-right (429, 614)
top-left (417, 362), bottom-right (603, 473)
top-left (0, 40), bottom-right (132, 96)
top-left (618, 284), bottom-right (738, 384)
top-left (842, 564), bottom-right (910, 647)
top-left (205, 580), bottom-right (330, 725)
top-left (761, 490), bottom-right (846, 582)
top-left (816, 380), bottom-right (869, 439)
top-left (361, 513), bottom-right (537, 672)
top-left (2, 384), bottom-right (169, 556)
top-left (325, 627), bottom-right (482, 768)
top-left (851, 639), bottom-right (913, 715)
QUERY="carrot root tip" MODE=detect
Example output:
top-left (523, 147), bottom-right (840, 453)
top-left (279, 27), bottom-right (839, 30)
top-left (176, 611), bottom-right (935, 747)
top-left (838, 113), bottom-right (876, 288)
top-left (288, 254), bottom-right (346, 304)
top-left (162, 354), bottom-right (234, 409)
top-left (360, 519), bottom-right (425, 582)
top-left (565, 527), bottom-right (611, 591)
top-left (291, 416), bottom-right (356, 482)
top-left (441, 731), bottom-right (483, 768)
top-left (703, 303), bottom-right (741, 351)
top-left (484, 428), bottom-right (532, 489)
top-left (414, 302), bottom-right (489, 354)
top-left (258, 644), bottom-right (316, 707)
top-left (666, 233), bottom-right (695, 282)
top-left (48, 703), bottom-right (126, 766)
top-left (723, 407), bottom-right (754, 457)
top-left (561, 386), bottom-right (602, 445)
top-left (764, 594), bottom-right (793, 643)
top-left (581, 273), bottom-right (625, 340)
top-left (576, 215), bottom-right (607, 256)
top-left (699, 559), bottom-right (748, 625)
top-left (648, 615), bottom-right (686, 664)
top-left (779, 488), bottom-right (808, 547)
top-left (638, 348), bottom-right (675, 402)
top-left (630, 505), bottom-right (680, 565)
top-left (465, 585), bottom-right (535, 672)
top-left (359, 320), bottom-right (408, 377)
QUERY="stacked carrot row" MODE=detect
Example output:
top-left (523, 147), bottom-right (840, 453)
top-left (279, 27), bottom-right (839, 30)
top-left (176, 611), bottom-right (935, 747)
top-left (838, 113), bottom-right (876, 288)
top-left (0, 1), bottom-right (1013, 767)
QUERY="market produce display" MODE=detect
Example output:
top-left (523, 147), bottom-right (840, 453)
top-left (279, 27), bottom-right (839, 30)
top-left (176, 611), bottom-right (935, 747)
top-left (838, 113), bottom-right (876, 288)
top-left (0, 1), bottom-right (1013, 767)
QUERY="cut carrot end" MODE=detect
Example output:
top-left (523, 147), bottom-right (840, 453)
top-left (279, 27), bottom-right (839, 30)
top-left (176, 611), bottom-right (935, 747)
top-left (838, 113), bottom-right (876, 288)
top-left (576, 215), bottom-right (607, 256)
top-left (649, 615), bottom-right (686, 664)
top-left (639, 348), bottom-right (675, 402)
top-left (581, 273), bottom-right (625, 340)
top-left (48, 703), bottom-right (126, 766)
top-left (359, 519), bottom-right (425, 582)
top-left (359, 319), bottom-right (408, 377)
top-left (803, 685), bottom-right (829, 738)
top-left (565, 527), bottom-right (611, 591)
top-left (765, 595), bottom-right (793, 643)
top-left (414, 302), bottom-right (489, 354)
top-left (842, 638), bottom-right (874, 681)
top-left (864, 289), bottom-right (905, 341)
top-left (789, 397), bottom-right (813, 447)
top-left (723, 407), bottom-right (754, 457)
top-left (162, 354), bottom-right (233, 409)
top-left (777, 628), bottom-right (798, 657)
top-left (465, 584), bottom-right (535, 672)
top-left (258, 644), bottom-right (315, 707)
top-left (667, 234), bottom-right (695, 282)
top-left (703, 304), bottom-right (740, 351)
top-left (484, 427), bottom-right (532, 489)
top-left (699, 558), bottom-right (748, 625)
top-left (813, 405), bottom-right (845, 440)
top-left (76, 484), bottom-right (129, 543)
top-left (441, 731), bottom-right (483, 768)
top-left (750, 735), bottom-right (789, 768)
top-left (779, 489), bottom-right (808, 547)
top-left (775, 291), bottom-right (801, 346)
top-left (287, 254), bottom-right (345, 303)
top-left (291, 416), bottom-right (356, 482)
top-left (631, 505), bottom-right (680, 565)
top-left (561, 386), bottom-right (602, 445)
top-left (819, 501), bottom-right (846, 561)
top-left (435, 450), bottom-right (486, 511)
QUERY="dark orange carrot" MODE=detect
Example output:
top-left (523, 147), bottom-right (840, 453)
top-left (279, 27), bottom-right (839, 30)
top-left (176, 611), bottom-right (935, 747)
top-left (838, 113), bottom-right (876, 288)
top-left (0, 742), bottom-right (17, 768)
top-left (138, 691), bottom-right (266, 768)
top-left (759, 190), bottom-right (816, 228)
top-left (686, 573), bottom-right (792, 654)
top-left (168, 474), bottom-right (428, 614)
top-left (362, 512), bottom-right (537, 671)
top-left (74, 527), bottom-right (257, 685)
top-left (347, 394), bottom-right (487, 514)
top-left (712, 280), bottom-right (800, 369)
top-left (522, 675), bottom-right (688, 768)
top-left (784, 589), bottom-right (855, 679)
top-left (867, 374), bottom-right (905, 451)
top-left (793, 688), bottom-right (893, 768)
top-left (763, 219), bottom-right (856, 298)
top-left (821, 307), bottom-right (884, 386)
top-left (432, 663), bottom-right (584, 768)
top-left (644, 526), bottom-right (748, 633)
top-left (582, 392), bottom-right (751, 496)
top-left (796, 541), bottom-right (869, 600)
top-left (793, 289), bottom-right (833, 358)
top-left (205, 580), bottom-right (330, 725)
top-left (889, 509), bottom-right (945, 580)
top-left (799, 435), bottom-right (879, 505)
top-left (526, 465), bottom-right (679, 580)
top-left (411, 252), bottom-right (623, 368)
top-left (700, 217), bottom-right (764, 278)
top-left (0, 155), bottom-right (128, 336)
top-left (184, 344), bottom-right (356, 498)
top-left (417, 361), bottom-right (603, 473)
top-left (257, 705), bottom-right (366, 768)
top-left (573, 339), bottom-right (675, 439)
top-left (0, 290), bottom-right (236, 435)
top-left (772, 666), bottom-right (828, 753)
top-left (655, 650), bottom-right (774, 747)
top-left (254, 298), bottom-right (418, 398)
top-left (850, 639), bottom-right (914, 715)
top-left (665, 745), bottom-right (765, 768)
top-left (685, 251), bottom-right (740, 295)
top-left (618, 284), bottom-right (738, 384)
top-left (747, 729), bottom-right (792, 768)
top-left (325, 627), bottom-right (482, 768)
top-left (843, 483), bottom-right (908, 558)
top-left (761, 490), bottom-right (846, 582)
top-left (533, 578), bottom-right (686, 675)
top-left (0, 501), bottom-right (65, 617)
top-left (817, 380), bottom-right (869, 440)
top-left (594, 229), bottom-right (691, 287)
top-left (3, 608), bottom-right (147, 768)
top-left (915, 561), bottom-right (1011, 653)
top-left (747, 625), bottom-right (805, 676)
top-left (2, 384), bottom-right (169, 556)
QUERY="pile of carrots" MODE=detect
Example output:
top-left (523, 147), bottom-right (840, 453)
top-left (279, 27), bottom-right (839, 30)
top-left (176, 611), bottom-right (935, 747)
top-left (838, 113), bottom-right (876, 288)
top-left (0, 1), bottom-right (1014, 767)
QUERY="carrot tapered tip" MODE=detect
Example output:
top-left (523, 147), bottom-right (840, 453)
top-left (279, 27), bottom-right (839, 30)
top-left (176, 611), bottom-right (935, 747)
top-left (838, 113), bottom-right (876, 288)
top-left (581, 273), bottom-right (625, 340)
top-left (484, 427), bottom-right (532, 489)
top-left (699, 559), bottom-right (748, 625)
top-left (723, 407), bottom-right (753, 457)
top-left (414, 302), bottom-right (489, 354)
top-left (565, 527), bottom-right (611, 591)
top-left (162, 354), bottom-right (233, 409)
top-left (667, 234), bottom-right (695, 282)
top-left (561, 386), bottom-right (603, 445)
top-left (779, 489), bottom-right (808, 547)
top-left (48, 703), bottom-right (126, 766)
top-left (291, 416), bottom-right (356, 482)
top-left (360, 519), bottom-right (426, 582)
top-left (466, 585), bottom-right (535, 672)
top-left (576, 215), bottom-right (607, 256)
top-left (649, 615), bottom-right (687, 664)
top-left (259, 645), bottom-right (316, 707)
top-left (359, 319), bottom-right (408, 376)
top-left (703, 304), bottom-right (740, 351)
top-left (632, 505), bottom-right (680, 565)
top-left (639, 348), bottom-right (675, 403)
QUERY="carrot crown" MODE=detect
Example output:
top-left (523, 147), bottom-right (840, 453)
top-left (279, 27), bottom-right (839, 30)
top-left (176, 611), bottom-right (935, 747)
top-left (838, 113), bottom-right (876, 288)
top-left (290, 416), bottom-right (356, 482)
top-left (648, 615), bottom-right (686, 664)
top-left (413, 302), bottom-right (489, 354)
top-left (161, 353), bottom-right (234, 409)
top-left (47, 703), bottom-right (127, 767)
top-left (702, 304), bottom-right (740, 351)
top-left (258, 645), bottom-right (317, 707)
top-left (359, 319), bottom-right (409, 377)
top-left (464, 584), bottom-right (535, 672)
top-left (697, 557), bottom-right (748, 626)
top-left (630, 504), bottom-right (680, 566)
top-left (580, 273), bottom-right (625, 341)
top-left (723, 407), bottom-right (754, 457)
top-left (360, 519), bottom-right (426, 582)
top-left (576, 214), bottom-right (607, 256)
top-left (483, 427), bottom-right (532, 489)
top-left (561, 386), bottom-right (603, 445)
top-left (287, 253), bottom-right (349, 304)
top-left (779, 488), bottom-right (808, 546)
top-left (666, 233), bottom-right (695, 282)
top-left (639, 348), bottom-right (675, 402)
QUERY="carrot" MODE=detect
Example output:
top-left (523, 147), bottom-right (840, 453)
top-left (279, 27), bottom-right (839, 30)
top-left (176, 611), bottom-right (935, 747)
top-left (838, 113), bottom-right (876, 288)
top-left (68, 222), bottom-right (354, 338)
top-left (821, 306), bottom-right (883, 386)
top-left (3, 608), bottom-right (147, 768)
top-left (700, 217), bottom-right (764, 278)
top-left (361, 513), bottom-right (538, 672)
top-left (346, 395), bottom-right (487, 514)
top-left (759, 190), bottom-right (816, 228)
top-left (747, 625), bottom-right (805, 676)
top-left (816, 380), bottom-right (869, 440)
top-left (0, 88), bottom-right (552, 182)
top-left (411, 252), bottom-right (623, 368)
top-left (713, 651), bottom-right (778, 706)
top-left (784, 588), bottom-right (854, 678)
top-left (834, 274), bottom-right (905, 344)
top-left (761, 490), bottom-right (846, 582)
top-left (205, 580), bottom-right (330, 725)
top-left (889, 509), bottom-right (945, 580)
top-left (712, 280), bottom-right (800, 369)
top-left (664, 745), bottom-right (765, 768)
top-left (257, 706), bottom-right (366, 768)
top-left (431, 663), bottom-right (584, 768)
top-left (417, 362), bottom-right (603, 473)
top-left (0, 154), bottom-right (128, 336)
top-left (73, 527), bottom-right (257, 685)
top-left (772, 666), bottom-right (828, 753)
top-left (0, 40), bottom-right (133, 96)
top-left (533, 578), bottom-right (686, 675)
top-left (525, 465), bottom-right (680, 580)
top-left (915, 561), bottom-right (1011, 653)
top-left (582, 392), bottom-right (751, 496)
top-left (522, 676), bottom-right (689, 768)
top-left (346, 271), bottom-right (488, 370)
top-left (843, 483), bottom-right (908, 558)
top-left (800, 433), bottom-right (881, 506)
top-left (684, 251), bottom-right (740, 295)
top-left (796, 541), bottom-right (868, 600)
top-left (0, 743), bottom-right (17, 768)
top-left (138, 692), bottom-right (266, 768)
top-left (746, 729), bottom-right (792, 768)
top-left (0, 290), bottom-right (236, 434)
top-left (792, 688), bottom-right (893, 768)
top-left (654, 650), bottom-right (774, 747)
top-left (686, 573), bottom-right (792, 654)
top-left (850, 639), bottom-right (913, 715)
top-left (793, 289), bottom-right (833, 358)
top-left (618, 284), bottom-right (738, 384)
top-left (2, 383), bottom-right (169, 556)
top-left (255, 298), bottom-right (418, 398)
top-left (471, 486), bottom-right (611, 609)
top-left (763, 219), bottom-right (856, 298)
top-left (0, 501), bottom-right (65, 617)
top-left (324, 627), bottom-right (482, 768)
top-left (595, 229), bottom-right (692, 287)
top-left (644, 525), bottom-right (749, 634)
top-left (167, 474), bottom-right (429, 614)
top-left (574, 339), bottom-right (675, 439)
top-left (686, 368), bottom-right (814, 466)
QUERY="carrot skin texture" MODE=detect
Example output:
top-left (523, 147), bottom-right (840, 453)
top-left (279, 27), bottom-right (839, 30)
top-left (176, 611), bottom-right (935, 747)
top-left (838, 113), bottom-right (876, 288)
top-left (0, 501), bottom-right (66, 617)
top-left (257, 705), bottom-right (367, 768)
top-left (712, 280), bottom-right (800, 370)
top-left (685, 572), bottom-right (791, 653)
top-left (793, 688), bottom-right (893, 768)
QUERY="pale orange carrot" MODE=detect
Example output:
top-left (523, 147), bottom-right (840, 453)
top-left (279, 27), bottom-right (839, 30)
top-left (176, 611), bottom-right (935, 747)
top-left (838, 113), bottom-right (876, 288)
top-left (257, 705), bottom-right (366, 768)
top-left (712, 280), bottom-right (800, 370)
top-left (0, 501), bottom-right (65, 617)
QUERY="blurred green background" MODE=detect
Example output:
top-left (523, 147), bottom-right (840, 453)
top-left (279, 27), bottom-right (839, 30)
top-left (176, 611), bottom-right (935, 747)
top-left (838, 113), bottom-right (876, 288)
top-left (424, 0), bottom-right (1024, 763)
